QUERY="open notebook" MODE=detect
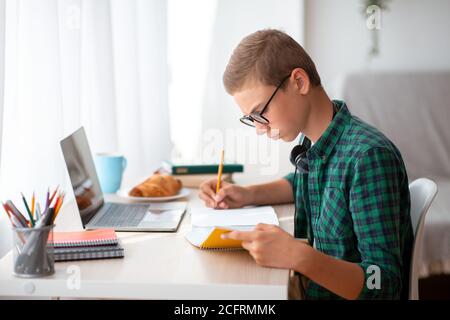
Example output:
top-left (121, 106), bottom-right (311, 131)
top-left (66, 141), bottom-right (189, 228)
top-left (185, 206), bottom-right (279, 250)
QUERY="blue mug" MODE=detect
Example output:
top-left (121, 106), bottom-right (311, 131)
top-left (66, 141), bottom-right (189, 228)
top-left (94, 153), bottom-right (127, 193)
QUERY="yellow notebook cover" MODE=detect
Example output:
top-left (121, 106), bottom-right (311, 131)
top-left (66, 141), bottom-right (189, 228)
top-left (185, 227), bottom-right (243, 250)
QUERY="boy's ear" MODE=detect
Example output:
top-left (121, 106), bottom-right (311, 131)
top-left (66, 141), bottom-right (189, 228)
top-left (291, 68), bottom-right (310, 95)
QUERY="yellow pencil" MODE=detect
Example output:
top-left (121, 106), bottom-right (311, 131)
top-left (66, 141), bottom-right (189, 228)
top-left (216, 149), bottom-right (225, 194)
top-left (31, 192), bottom-right (35, 220)
top-left (53, 191), bottom-right (65, 221)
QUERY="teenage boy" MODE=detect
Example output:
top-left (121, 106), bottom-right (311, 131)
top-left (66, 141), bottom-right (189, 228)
top-left (199, 29), bottom-right (413, 300)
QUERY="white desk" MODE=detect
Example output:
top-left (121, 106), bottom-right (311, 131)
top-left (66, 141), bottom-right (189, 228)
top-left (0, 189), bottom-right (294, 299)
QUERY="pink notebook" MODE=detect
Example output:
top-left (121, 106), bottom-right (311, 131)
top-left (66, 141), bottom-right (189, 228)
top-left (51, 229), bottom-right (118, 248)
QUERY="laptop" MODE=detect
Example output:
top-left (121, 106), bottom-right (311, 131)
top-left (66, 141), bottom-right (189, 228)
top-left (60, 127), bottom-right (186, 232)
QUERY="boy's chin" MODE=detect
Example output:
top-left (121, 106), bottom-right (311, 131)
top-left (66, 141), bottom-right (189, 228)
top-left (281, 134), bottom-right (296, 142)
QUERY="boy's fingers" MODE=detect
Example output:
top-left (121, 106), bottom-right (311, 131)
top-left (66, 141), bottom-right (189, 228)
top-left (201, 182), bottom-right (216, 199)
top-left (241, 241), bottom-right (252, 251)
top-left (214, 186), bottom-right (232, 202)
top-left (198, 191), bottom-right (212, 203)
top-left (221, 230), bottom-right (255, 241)
top-left (255, 223), bottom-right (272, 231)
top-left (218, 201), bottom-right (228, 209)
top-left (199, 192), bottom-right (215, 208)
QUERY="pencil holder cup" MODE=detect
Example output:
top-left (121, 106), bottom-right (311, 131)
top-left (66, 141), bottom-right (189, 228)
top-left (12, 225), bottom-right (55, 278)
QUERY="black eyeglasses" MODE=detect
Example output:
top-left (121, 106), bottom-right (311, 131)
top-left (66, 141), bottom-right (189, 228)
top-left (240, 75), bottom-right (290, 127)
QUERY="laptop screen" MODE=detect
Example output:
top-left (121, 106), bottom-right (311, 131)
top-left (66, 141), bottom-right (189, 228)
top-left (60, 127), bottom-right (104, 226)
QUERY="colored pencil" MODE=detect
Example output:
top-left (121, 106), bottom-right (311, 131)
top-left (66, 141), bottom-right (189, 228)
top-left (53, 192), bottom-right (65, 222)
top-left (2, 202), bottom-right (11, 219)
top-left (1, 203), bottom-right (16, 227)
top-left (49, 186), bottom-right (59, 207)
top-left (3, 203), bottom-right (24, 228)
top-left (20, 193), bottom-right (34, 227)
top-left (31, 192), bottom-right (35, 220)
top-left (36, 203), bottom-right (42, 221)
top-left (45, 187), bottom-right (50, 210)
top-left (5, 200), bottom-right (29, 227)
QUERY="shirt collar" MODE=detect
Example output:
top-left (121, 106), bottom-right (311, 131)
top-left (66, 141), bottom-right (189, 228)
top-left (308, 100), bottom-right (351, 162)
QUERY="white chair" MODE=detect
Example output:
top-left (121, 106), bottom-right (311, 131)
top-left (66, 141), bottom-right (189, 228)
top-left (409, 178), bottom-right (438, 300)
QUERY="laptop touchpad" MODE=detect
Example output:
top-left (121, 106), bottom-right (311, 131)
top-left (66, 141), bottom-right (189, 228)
top-left (138, 209), bottom-right (183, 227)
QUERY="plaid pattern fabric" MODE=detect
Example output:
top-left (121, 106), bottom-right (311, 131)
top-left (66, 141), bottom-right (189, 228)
top-left (284, 100), bottom-right (413, 300)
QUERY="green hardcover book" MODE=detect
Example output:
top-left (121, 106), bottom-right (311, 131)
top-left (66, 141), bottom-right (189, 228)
top-left (162, 160), bottom-right (244, 175)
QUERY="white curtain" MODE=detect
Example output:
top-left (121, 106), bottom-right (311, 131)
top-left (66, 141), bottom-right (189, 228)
top-left (0, 0), bottom-right (170, 198)
top-left (0, 0), bottom-right (4, 161)
top-left (0, 0), bottom-right (7, 258)
top-left (0, 0), bottom-right (170, 257)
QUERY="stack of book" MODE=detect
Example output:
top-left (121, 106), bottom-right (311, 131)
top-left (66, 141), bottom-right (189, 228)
top-left (161, 160), bottom-right (244, 188)
top-left (51, 229), bottom-right (124, 262)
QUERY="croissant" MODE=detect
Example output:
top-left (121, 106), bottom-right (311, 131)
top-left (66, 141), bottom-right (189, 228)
top-left (129, 173), bottom-right (182, 197)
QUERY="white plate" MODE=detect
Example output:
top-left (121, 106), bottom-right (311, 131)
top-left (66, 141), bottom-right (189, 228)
top-left (117, 187), bottom-right (191, 202)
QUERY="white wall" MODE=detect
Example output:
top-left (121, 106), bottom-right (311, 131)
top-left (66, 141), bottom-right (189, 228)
top-left (304, 0), bottom-right (450, 94)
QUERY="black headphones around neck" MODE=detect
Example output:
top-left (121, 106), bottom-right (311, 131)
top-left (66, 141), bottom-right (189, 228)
top-left (289, 135), bottom-right (311, 174)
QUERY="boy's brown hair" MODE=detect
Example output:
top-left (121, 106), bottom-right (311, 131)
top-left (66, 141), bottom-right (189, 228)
top-left (223, 29), bottom-right (321, 95)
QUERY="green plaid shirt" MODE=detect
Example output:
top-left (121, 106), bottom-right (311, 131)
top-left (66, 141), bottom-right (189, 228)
top-left (284, 100), bottom-right (413, 300)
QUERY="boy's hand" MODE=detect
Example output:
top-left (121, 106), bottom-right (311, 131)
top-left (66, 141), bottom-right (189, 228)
top-left (221, 223), bottom-right (305, 270)
top-left (199, 180), bottom-right (253, 209)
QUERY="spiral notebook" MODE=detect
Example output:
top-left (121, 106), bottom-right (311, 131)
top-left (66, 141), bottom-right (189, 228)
top-left (185, 206), bottom-right (279, 250)
top-left (54, 243), bottom-right (124, 262)
top-left (51, 229), bottom-right (118, 248)
top-left (185, 227), bottom-right (245, 250)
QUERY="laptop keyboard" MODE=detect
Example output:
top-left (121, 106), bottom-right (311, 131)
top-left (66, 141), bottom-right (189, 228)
top-left (93, 203), bottom-right (149, 227)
